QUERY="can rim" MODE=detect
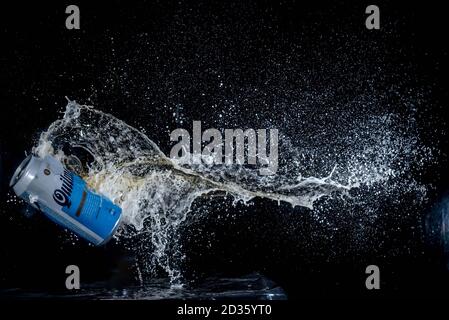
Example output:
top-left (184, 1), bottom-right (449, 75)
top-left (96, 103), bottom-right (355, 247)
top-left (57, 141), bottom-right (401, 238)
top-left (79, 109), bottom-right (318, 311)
top-left (9, 155), bottom-right (33, 188)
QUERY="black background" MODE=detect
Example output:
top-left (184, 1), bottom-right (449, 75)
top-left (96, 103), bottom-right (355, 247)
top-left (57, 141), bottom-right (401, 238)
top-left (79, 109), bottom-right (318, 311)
top-left (0, 0), bottom-right (448, 299)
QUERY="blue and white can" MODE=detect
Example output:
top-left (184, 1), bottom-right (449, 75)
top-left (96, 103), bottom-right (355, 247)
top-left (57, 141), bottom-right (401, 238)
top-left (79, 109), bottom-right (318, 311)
top-left (10, 155), bottom-right (122, 245)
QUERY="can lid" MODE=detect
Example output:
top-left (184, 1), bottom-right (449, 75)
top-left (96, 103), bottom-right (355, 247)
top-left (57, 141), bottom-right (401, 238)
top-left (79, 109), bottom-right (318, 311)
top-left (10, 155), bottom-right (38, 196)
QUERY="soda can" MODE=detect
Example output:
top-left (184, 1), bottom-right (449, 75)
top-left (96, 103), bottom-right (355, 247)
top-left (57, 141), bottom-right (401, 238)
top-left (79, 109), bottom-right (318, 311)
top-left (10, 155), bottom-right (122, 245)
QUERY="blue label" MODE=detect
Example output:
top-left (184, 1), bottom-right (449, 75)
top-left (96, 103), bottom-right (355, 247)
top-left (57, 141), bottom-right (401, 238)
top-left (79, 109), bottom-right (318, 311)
top-left (58, 171), bottom-right (122, 243)
top-left (52, 168), bottom-right (73, 208)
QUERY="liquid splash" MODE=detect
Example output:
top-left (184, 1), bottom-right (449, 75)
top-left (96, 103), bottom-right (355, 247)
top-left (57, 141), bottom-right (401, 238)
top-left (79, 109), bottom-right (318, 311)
top-left (31, 100), bottom-right (430, 283)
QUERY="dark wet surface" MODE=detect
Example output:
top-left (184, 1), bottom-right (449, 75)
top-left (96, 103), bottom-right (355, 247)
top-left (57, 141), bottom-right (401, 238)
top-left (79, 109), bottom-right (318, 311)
top-left (0, 273), bottom-right (286, 300)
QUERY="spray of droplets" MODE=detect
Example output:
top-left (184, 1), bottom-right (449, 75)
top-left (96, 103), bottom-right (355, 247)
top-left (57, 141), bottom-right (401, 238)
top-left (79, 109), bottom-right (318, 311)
top-left (30, 99), bottom-right (433, 283)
